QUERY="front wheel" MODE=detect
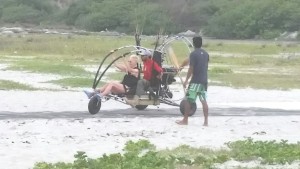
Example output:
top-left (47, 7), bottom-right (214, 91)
top-left (179, 99), bottom-right (197, 116)
top-left (88, 96), bottom-right (101, 115)
top-left (135, 105), bottom-right (148, 110)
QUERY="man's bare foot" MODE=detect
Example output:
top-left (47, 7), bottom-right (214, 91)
top-left (203, 122), bottom-right (208, 126)
top-left (176, 120), bottom-right (188, 125)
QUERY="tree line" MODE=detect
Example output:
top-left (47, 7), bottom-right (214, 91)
top-left (0, 0), bottom-right (299, 39)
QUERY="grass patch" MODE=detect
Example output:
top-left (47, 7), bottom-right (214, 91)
top-left (47, 77), bottom-right (104, 88)
top-left (0, 80), bottom-right (36, 90)
top-left (205, 40), bottom-right (300, 55)
top-left (7, 59), bottom-right (91, 76)
top-left (227, 138), bottom-right (300, 164)
top-left (3, 35), bottom-right (299, 63)
top-left (208, 56), bottom-right (300, 90)
top-left (160, 145), bottom-right (230, 168)
top-left (209, 56), bottom-right (298, 66)
top-left (0, 35), bottom-right (155, 61)
top-left (1, 35), bottom-right (300, 90)
top-left (33, 139), bottom-right (300, 169)
top-left (210, 67), bottom-right (233, 74)
top-left (209, 72), bottom-right (300, 90)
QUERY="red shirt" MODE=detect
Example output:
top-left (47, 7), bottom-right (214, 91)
top-left (142, 59), bottom-right (163, 81)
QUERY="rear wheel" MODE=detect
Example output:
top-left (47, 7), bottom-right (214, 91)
top-left (179, 99), bottom-right (197, 116)
top-left (135, 105), bottom-right (148, 110)
top-left (88, 96), bottom-right (101, 115)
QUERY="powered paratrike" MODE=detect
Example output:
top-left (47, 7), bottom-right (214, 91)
top-left (88, 35), bottom-right (197, 116)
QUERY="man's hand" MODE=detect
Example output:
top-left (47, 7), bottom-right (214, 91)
top-left (176, 66), bottom-right (184, 72)
top-left (156, 73), bottom-right (163, 80)
top-left (183, 80), bottom-right (188, 89)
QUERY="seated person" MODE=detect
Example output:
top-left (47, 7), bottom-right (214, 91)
top-left (131, 49), bottom-right (163, 98)
top-left (84, 55), bottom-right (139, 99)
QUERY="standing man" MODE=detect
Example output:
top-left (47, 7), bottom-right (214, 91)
top-left (176, 36), bottom-right (209, 126)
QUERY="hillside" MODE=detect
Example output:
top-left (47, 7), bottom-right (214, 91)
top-left (0, 0), bottom-right (300, 39)
top-left (52, 0), bottom-right (76, 9)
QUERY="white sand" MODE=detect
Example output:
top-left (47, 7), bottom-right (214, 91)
top-left (1, 64), bottom-right (300, 168)
top-left (0, 69), bottom-right (64, 90)
top-left (0, 116), bottom-right (300, 169)
top-left (0, 87), bottom-right (299, 169)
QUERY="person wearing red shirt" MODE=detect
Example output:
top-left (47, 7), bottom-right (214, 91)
top-left (135, 49), bottom-right (163, 97)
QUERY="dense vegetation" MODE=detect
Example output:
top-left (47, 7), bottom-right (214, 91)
top-left (1, 0), bottom-right (300, 39)
top-left (33, 139), bottom-right (300, 169)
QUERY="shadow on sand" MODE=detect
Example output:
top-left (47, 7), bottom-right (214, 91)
top-left (0, 107), bottom-right (300, 120)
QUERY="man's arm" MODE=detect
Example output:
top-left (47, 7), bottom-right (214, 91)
top-left (183, 53), bottom-right (194, 88)
top-left (153, 61), bottom-right (163, 79)
top-left (180, 58), bottom-right (189, 69)
top-left (184, 65), bottom-right (193, 86)
top-left (153, 62), bottom-right (163, 73)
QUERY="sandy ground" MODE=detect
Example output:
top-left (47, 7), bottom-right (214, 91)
top-left (0, 87), bottom-right (300, 169)
top-left (1, 63), bottom-right (300, 168)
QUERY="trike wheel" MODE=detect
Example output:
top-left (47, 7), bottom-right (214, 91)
top-left (88, 96), bottom-right (101, 115)
top-left (179, 99), bottom-right (197, 116)
top-left (135, 105), bottom-right (148, 110)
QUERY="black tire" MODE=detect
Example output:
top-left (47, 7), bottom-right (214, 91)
top-left (135, 105), bottom-right (148, 110)
top-left (88, 96), bottom-right (101, 115)
top-left (166, 91), bottom-right (173, 98)
top-left (179, 99), bottom-right (197, 116)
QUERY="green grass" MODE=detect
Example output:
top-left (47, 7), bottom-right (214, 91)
top-left (210, 56), bottom-right (300, 66)
top-left (227, 138), bottom-right (300, 164)
top-left (1, 35), bottom-right (300, 90)
top-left (7, 59), bottom-right (91, 76)
top-left (0, 80), bottom-right (36, 90)
top-left (47, 77), bottom-right (96, 88)
top-left (210, 71), bottom-right (300, 90)
top-left (208, 56), bottom-right (300, 89)
top-left (2, 35), bottom-right (298, 62)
top-left (33, 139), bottom-right (300, 169)
top-left (0, 35), bottom-right (155, 60)
top-left (205, 40), bottom-right (300, 55)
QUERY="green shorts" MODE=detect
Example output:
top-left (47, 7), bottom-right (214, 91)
top-left (186, 83), bottom-right (207, 102)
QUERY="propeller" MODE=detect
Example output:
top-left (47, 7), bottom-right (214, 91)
top-left (167, 47), bottom-right (186, 94)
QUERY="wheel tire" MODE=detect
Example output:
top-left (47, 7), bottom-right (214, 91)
top-left (135, 105), bottom-right (148, 110)
top-left (179, 99), bottom-right (197, 116)
top-left (166, 91), bottom-right (173, 98)
top-left (88, 96), bottom-right (101, 115)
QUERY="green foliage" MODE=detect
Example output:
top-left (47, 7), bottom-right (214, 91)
top-left (0, 79), bottom-right (36, 90)
top-left (227, 138), bottom-right (300, 164)
top-left (34, 140), bottom-right (173, 169)
top-left (1, 0), bottom-right (300, 39)
top-left (124, 140), bottom-right (155, 154)
top-left (2, 5), bottom-right (44, 24)
top-left (205, 0), bottom-right (300, 39)
top-left (161, 145), bottom-right (230, 168)
top-left (8, 60), bottom-right (90, 76)
top-left (64, 0), bottom-right (90, 25)
top-left (66, 0), bottom-right (175, 34)
top-left (33, 139), bottom-right (300, 169)
top-left (48, 77), bottom-right (97, 88)
top-left (0, 0), bottom-right (56, 24)
top-left (210, 67), bottom-right (233, 74)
